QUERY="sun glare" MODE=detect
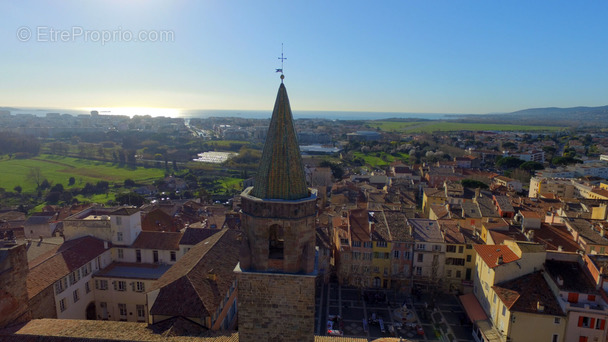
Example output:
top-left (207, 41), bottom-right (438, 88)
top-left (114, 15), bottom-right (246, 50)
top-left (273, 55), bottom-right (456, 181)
top-left (81, 107), bottom-right (182, 118)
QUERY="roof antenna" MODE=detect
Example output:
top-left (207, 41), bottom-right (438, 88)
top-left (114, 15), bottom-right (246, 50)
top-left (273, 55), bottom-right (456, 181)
top-left (276, 43), bottom-right (286, 82)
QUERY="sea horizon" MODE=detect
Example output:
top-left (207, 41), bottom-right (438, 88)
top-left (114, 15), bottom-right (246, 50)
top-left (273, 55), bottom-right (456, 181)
top-left (1, 106), bottom-right (466, 121)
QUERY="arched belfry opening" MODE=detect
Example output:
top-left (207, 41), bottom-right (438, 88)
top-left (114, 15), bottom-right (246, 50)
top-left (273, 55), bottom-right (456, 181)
top-left (268, 224), bottom-right (284, 260)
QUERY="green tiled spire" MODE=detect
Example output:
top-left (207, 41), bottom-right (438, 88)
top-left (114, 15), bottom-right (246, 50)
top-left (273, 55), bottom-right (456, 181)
top-left (251, 83), bottom-right (308, 200)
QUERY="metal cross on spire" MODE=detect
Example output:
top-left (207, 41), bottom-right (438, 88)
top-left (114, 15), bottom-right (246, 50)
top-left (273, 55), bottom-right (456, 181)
top-left (276, 43), bottom-right (286, 82)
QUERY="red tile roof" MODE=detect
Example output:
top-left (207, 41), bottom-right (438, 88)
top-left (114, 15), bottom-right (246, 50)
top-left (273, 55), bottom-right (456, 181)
top-left (474, 244), bottom-right (520, 268)
top-left (0, 319), bottom-right (372, 341)
top-left (179, 227), bottom-right (220, 246)
top-left (131, 231), bottom-right (182, 250)
top-left (533, 223), bottom-right (580, 253)
top-left (150, 229), bottom-right (241, 318)
top-left (492, 272), bottom-right (564, 316)
top-left (27, 236), bottom-right (109, 299)
top-left (349, 209), bottom-right (371, 242)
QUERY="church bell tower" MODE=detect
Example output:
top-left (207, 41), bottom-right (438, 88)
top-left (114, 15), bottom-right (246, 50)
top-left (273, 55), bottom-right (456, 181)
top-left (235, 78), bottom-right (317, 342)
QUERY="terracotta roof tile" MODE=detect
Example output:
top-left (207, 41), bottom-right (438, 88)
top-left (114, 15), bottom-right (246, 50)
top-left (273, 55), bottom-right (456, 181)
top-left (492, 272), bottom-right (564, 316)
top-left (150, 229), bottom-right (241, 318)
top-left (349, 209), bottom-right (371, 242)
top-left (533, 223), bottom-right (580, 252)
top-left (179, 227), bottom-right (220, 246)
top-left (110, 207), bottom-right (140, 216)
top-left (27, 236), bottom-right (109, 299)
top-left (131, 231), bottom-right (182, 250)
top-left (1, 318), bottom-right (373, 341)
top-left (474, 244), bottom-right (520, 268)
top-left (0, 318), bottom-right (239, 341)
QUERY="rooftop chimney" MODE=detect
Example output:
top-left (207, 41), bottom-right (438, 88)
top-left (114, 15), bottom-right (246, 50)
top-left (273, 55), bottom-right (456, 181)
top-left (497, 255), bottom-right (504, 265)
top-left (103, 241), bottom-right (109, 249)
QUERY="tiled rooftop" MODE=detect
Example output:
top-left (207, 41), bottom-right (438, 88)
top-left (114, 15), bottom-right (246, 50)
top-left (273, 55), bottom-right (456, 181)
top-left (93, 262), bottom-right (171, 280)
top-left (27, 236), bottom-right (109, 299)
top-left (474, 244), bottom-right (520, 268)
top-left (533, 224), bottom-right (581, 252)
top-left (544, 259), bottom-right (598, 294)
top-left (384, 211), bottom-right (413, 242)
top-left (566, 218), bottom-right (608, 245)
top-left (409, 219), bottom-right (443, 243)
top-left (131, 231), bottom-right (182, 250)
top-left (349, 209), bottom-right (371, 242)
top-left (110, 207), bottom-right (140, 216)
top-left (179, 227), bottom-right (221, 246)
top-left (492, 271), bottom-right (564, 316)
top-left (370, 211), bottom-right (391, 242)
top-left (0, 319), bottom-right (376, 341)
top-left (150, 229), bottom-right (241, 318)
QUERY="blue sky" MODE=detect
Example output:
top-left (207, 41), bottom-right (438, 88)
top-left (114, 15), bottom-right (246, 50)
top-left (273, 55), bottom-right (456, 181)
top-left (1, 1), bottom-right (608, 115)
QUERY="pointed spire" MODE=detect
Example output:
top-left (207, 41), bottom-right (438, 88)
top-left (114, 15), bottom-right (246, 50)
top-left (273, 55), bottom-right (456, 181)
top-left (251, 83), bottom-right (308, 200)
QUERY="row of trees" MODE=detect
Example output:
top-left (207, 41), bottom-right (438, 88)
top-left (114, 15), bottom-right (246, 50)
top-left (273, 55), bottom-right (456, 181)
top-left (0, 132), bottom-right (41, 157)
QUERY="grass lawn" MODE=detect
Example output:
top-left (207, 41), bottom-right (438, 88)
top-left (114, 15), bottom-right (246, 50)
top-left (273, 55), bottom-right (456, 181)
top-left (365, 121), bottom-right (426, 131)
top-left (369, 120), bottom-right (564, 133)
top-left (0, 155), bottom-right (165, 193)
top-left (214, 177), bottom-right (244, 194)
top-left (353, 151), bottom-right (408, 168)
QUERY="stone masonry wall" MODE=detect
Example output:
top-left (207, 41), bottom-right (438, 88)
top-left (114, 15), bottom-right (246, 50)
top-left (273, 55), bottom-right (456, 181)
top-left (237, 271), bottom-right (315, 342)
top-left (29, 286), bottom-right (57, 319)
top-left (0, 244), bottom-right (31, 328)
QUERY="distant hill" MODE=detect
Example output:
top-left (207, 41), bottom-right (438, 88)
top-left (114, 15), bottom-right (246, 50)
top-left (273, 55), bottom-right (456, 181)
top-left (454, 105), bottom-right (608, 127)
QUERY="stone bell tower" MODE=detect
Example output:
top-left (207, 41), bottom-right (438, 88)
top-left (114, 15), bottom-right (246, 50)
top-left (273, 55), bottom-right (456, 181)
top-left (235, 78), bottom-right (317, 342)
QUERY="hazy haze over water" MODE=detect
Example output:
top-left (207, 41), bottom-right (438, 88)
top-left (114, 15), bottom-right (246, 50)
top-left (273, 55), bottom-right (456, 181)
top-left (6, 107), bottom-right (456, 120)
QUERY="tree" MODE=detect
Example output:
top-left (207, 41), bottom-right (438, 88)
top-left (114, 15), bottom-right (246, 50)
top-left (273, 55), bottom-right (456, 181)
top-left (519, 161), bottom-right (544, 171)
top-left (552, 156), bottom-right (582, 166)
top-left (26, 167), bottom-right (44, 189)
top-left (39, 179), bottom-right (52, 190)
top-left (45, 192), bottom-right (61, 204)
top-left (13, 185), bottom-right (22, 194)
top-left (501, 142), bottom-right (517, 150)
top-left (68, 177), bottom-right (76, 186)
top-left (461, 179), bottom-right (489, 189)
top-left (50, 183), bottom-right (64, 193)
top-left (115, 192), bottom-right (146, 206)
top-left (496, 157), bottom-right (525, 169)
top-left (124, 179), bottom-right (136, 188)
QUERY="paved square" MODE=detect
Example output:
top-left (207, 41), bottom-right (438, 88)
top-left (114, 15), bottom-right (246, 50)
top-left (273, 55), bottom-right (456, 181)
top-left (316, 283), bottom-right (476, 341)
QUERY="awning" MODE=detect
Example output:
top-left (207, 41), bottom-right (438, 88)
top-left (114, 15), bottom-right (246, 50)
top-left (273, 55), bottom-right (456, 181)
top-left (459, 293), bottom-right (488, 322)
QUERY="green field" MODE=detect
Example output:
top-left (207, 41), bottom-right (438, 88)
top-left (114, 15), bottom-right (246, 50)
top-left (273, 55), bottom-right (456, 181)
top-left (215, 177), bottom-right (244, 194)
top-left (352, 151), bottom-right (409, 167)
top-left (367, 120), bottom-right (564, 133)
top-left (366, 121), bottom-right (427, 131)
top-left (0, 155), bottom-right (165, 192)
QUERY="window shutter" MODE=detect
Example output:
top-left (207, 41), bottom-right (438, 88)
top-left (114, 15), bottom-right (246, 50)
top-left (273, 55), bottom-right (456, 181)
top-left (600, 319), bottom-right (606, 330)
top-left (113, 281), bottom-right (117, 291)
top-left (591, 318), bottom-right (596, 329)
top-left (95, 280), bottom-right (99, 290)
top-left (579, 316), bottom-right (584, 327)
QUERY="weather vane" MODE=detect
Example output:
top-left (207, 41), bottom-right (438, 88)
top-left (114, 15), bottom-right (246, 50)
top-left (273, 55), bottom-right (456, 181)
top-left (276, 43), bottom-right (286, 82)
